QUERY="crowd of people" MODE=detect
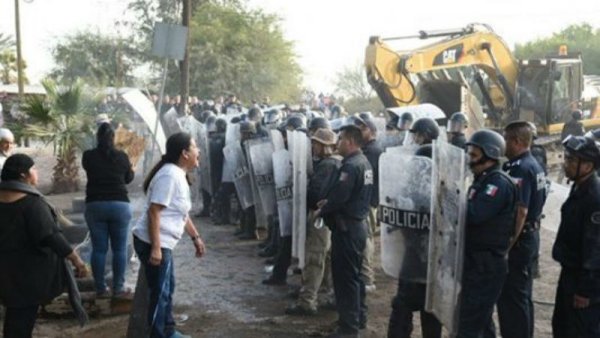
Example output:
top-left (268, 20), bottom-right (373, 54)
top-left (0, 92), bottom-right (599, 338)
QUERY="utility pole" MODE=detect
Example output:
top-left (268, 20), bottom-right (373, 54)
top-left (179, 0), bottom-right (191, 115)
top-left (14, 0), bottom-right (24, 99)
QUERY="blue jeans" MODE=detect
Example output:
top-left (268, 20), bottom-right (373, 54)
top-left (84, 201), bottom-right (132, 294)
top-left (134, 236), bottom-right (176, 338)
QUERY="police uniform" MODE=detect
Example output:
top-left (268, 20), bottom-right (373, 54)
top-left (552, 174), bottom-right (600, 337)
top-left (208, 131), bottom-right (225, 221)
top-left (498, 151), bottom-right (547, 338)
top-left (362, 139), bottom-right (383, 288)
top-left (450, 133), bottom-right (467, 149)
top-left (458, 165), bottom-right (517, 338)
top-left (320, 150), bottom-right (373, 335)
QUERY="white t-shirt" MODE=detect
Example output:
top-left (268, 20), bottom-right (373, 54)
top-left (132, 163), bottom-right (191, 249)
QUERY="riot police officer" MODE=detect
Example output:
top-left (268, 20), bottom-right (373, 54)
top-left (237, 121), bottom-right (259, 240)
top-left (457, 129), bottom-right (518, 338)
top-left (497, 121), bottom-right (547, 338)
top-left (209, 118), bottom-right (227, 224)
top-left (315, 124), bottom-right (373, 337)
top-left (263, 108), bottom-right (283, 129)
top-left (247, 107), bottom-right (270, 138)
top-left (552, 135), bottom-right (600, 337)
top-left (447, 112), bottom-right (468, 149)
top-left (388, 117), bottom-right (442, 338)
top-left (308, 117), bottom-right (331, 136)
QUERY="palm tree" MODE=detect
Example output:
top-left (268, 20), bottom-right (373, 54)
top-left (19, 79), bottom-right (97, 193)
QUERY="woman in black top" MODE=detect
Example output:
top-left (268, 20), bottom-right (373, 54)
top-left (0, 154), bottom-right (88, 338)
top-left (82, 123), bottom-right (134, 298)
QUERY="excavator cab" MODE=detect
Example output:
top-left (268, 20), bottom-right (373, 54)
top-left (516, 58), bottom-right (583, 133)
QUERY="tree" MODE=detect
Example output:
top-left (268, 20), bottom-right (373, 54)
top-left (334, 63), bottom-right (383, 114)
top-left (18, 79), bottom-right (97, 193)
top-left (515, 23), bottom-right (600, 75)
top-left (0, 33), bottom-right (14, 51)
top-left (0, 33), bottom-right (28, 85)
top-left (49, 31), bottom-right (138, 87)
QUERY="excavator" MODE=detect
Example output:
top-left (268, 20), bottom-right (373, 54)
top-left (365, 23), bottom-right (600, 136)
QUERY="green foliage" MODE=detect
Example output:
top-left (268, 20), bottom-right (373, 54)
top-left (0, 33), bottom-right (14, 51)
top-left (334, 63), bottom-right (383, 114)
top-left (514, 23), bottom-right (600, 75)
top-left (0, 33), bottom-right (28, 85)
top-left (49, 31), bottom-right (138, 87)
top-left (185, 2), bottom-right (301, 102)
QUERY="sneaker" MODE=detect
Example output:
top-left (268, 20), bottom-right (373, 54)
top-left (285, 304), bottom-right (317, 316)
top-left (365, 284), bottom-right (376, 293)
top-left (169, 331), bottom-right (191, 338)
top-left (112, 288), bottom-right (134, 300)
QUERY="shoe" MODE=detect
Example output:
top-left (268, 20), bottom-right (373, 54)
top-left (198, 210), bottom-right (210, 217)
top-left (258, 246), bottom-right (276, 257)
top-left (285, 304), bottom-right (317, 316)
top-left (258, 241), bottom-right (269, 249)
top-left (319, 300), bottom-right (337, 311)
top-left (365, 284), bottom-right (376, 293)
top-left (262, 276), bottom-right (286, 286)
top-left (233, 228), bottom-right (244, 236)
top-left (169, 331), bottom-right (192, 338)
top-left (264, 257), bottom-right (275, 265)
top-left (112, 288), bottom-right (134, 300)
top-left (238, 232), bottom-right (259, 240)
top-left (287, 287), bottom-right (300, 299)
top-left (96, 287), bottom-right (111, 298)
top-left (293, 267), bottom-right (302, 275)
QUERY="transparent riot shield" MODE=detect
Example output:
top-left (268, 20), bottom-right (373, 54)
top-left (162, 107), bottom-right (182, 136)
top-left (273, 149), bottom-right (293, 237)
top-left (223, 143), bottom-right (254, 209)
top-left (290, 130), bottom-right (308, 268)
top-left (425, 140), bottom-right (468, 336)
top-left (179, 115), bottom-right (212, 195)
top-left (249, 140), bottom-right (277, 217)
top-left (270, 129), bottom-right (285, 152)
top-left (379, 147), bottom-right (431, 282)
top-left (244, 138), bottom-right (268, 229)
top-left (222, 123), bottom-right (240, 183)
top-left (380, 130), bottom-right (405, 149)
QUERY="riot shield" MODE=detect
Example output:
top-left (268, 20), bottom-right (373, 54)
top-left (380, 130), bottom-right (405, 149)
top-left (179, 115), bottom-right (212, 195)
top-left (270, 129), bottom-right (285, 152)
top-left (290, 130), bottom-right (308, 269)
top-left (162, 107), bottom-right (182, 136)
top-left (425, 140), bottom-right (468, 336)
top-left (222, 123), bottom-right (240, 183)
top-left (209, 133), bottom-right (226, 192)
top-left (379, 148), bottom-right (432, 282)
top-left (273, 149), bottom-right (293, 237)
top-left (249, 140), bottom-right (277, 217)
top-left (244, 138), bottom-right (268, 229)
top-left (222, 143), bottom-right (254, 209)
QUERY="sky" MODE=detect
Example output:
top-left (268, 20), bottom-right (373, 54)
top-left (2, 0), bottom-right (600, 93)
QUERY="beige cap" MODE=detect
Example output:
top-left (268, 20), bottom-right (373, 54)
top-left (310, 128), bottom-right (337, 146)
top-left (95, 113), bottom-right (111, 125)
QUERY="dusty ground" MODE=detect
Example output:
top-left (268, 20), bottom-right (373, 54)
top-left (2, 145), bottom-right (561, 337)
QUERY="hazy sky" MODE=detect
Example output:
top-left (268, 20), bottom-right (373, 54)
top-left (2, 0), bottom-right (600, 92)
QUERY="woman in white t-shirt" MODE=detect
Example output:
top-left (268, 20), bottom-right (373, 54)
top-left (132, 132), bottom-right (205, 338)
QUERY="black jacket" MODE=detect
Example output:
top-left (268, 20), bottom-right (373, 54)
top-left (308, 156), bottom-right (341, 210)
top-left (82, 148), bottom-right (134, 203)
top-left (362, 139), bottom-right (383, 207)
top-left (553, 174), bottom-right (600, 301)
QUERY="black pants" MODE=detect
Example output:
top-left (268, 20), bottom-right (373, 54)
top-left (497, 230), bottom-right (538, 338)
top-left (201, 189), bottom-right (212, 213)
top-left (331, 222), bottom-right (367, 334)
top-left (552, 268), bottom-right (600, 338)
top-left (457, 251), bottom-right (507, 338)
top-left (388, 281), bottom-right (442, 338)
top-left (3, 305), bottom-right (39, 338)
top-left (214, 182), bottom-right (235, 223)
top-left (241, 206), bottom-right (256, 235)
top-left (272, 235), bottom-right (292, 281)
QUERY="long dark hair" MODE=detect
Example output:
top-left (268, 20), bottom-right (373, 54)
top-left (143, 132), bottom-right (193, 193)
top-left (96, 122), bottom-right (117, 161)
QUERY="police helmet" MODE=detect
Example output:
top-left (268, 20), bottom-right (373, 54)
top-left (239, 121), bottom-right (256, 134)
top-left (562, 135), bottom-right (600, 167)
top-left (247, 106), bottom-right (264, 123)
top-left (398, 112), bottom-right (414, 131)
top-left (308, 117), bottom-right (331, 132)
top-left (199, 110), bottom-right (214, 124)
top-left (285, 115), bottom-right (307, 131)
top-left (263, 109), bottom-right (282, 125)
top-left (447, 112), bottom-right (469, 133)
top-left (572, 110), bottom-right (583, 121)
top-left (409, 117), bottom-right (440, 140)
top-left (466, 129), bottom-right (506, 160)
top-left (215, 118), bottom-right (227, 133)
top-left (205, 115), bottom-right (217, 133)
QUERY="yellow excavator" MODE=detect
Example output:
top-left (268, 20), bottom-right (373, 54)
top-left (365, 23), bottom-right (600, 135)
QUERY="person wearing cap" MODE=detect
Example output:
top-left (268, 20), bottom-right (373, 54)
top-left (286, 128), bottom-right (340, 316)
top-left (561, 110), bottom-right (585, 142)
top-left (0, 127), bottom-right (15, 172)
top-left (457, 129), bottom-right (518, 337)
top-left (353, 115), bottom-right (381, 292)
top-left (95, 113), bottom-right (112, 127)
top-left (497, 121), bottom-right (547, 338)
top-left (315, 123), bottom-right (373, 337)
top-left (0, 154), bottom-right (88, 337)
top-left (552, 135), bottom-right (600, 337)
